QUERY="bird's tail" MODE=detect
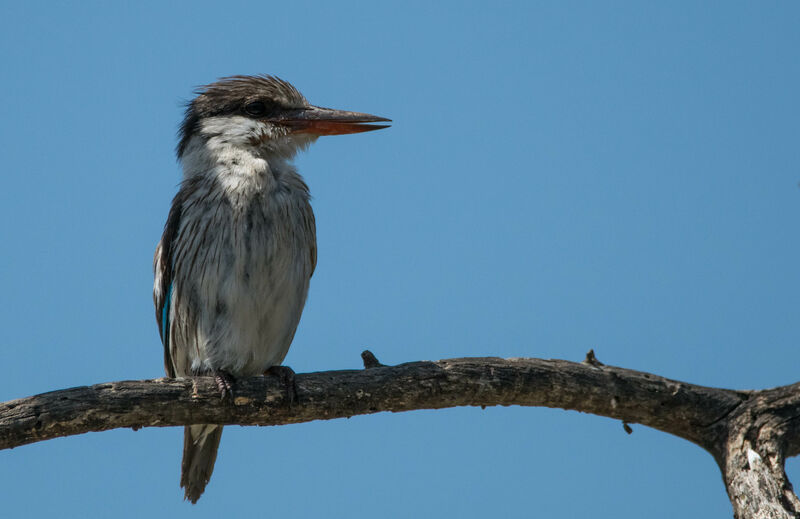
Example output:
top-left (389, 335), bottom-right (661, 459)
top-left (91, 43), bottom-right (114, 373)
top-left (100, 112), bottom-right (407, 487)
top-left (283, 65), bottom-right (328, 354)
top-left (181, 424), bottom-right (223, 504)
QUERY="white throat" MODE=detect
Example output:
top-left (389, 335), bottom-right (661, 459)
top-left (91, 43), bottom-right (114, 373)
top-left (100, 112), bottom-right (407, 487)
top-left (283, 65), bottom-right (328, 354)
top-left (179, 116), bottom-right (313, 193)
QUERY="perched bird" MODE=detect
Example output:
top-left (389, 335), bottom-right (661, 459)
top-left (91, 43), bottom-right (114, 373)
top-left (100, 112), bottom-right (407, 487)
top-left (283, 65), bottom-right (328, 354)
top-left (153, 75), bottom-right (389, 503)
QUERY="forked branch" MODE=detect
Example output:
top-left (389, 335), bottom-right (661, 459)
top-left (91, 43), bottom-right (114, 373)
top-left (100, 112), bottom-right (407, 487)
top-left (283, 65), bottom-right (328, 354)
top-left (1, 351), bottom-right (799, 518)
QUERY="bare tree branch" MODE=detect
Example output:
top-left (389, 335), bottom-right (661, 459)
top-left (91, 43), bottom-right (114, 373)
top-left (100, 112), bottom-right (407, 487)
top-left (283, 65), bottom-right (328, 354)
top-left (1, 351), bottom-right (798, 518)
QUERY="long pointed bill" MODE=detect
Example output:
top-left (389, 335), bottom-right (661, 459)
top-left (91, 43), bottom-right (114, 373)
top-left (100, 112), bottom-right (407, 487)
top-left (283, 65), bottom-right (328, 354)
top-left (275, 106), bottom-right (391, 136)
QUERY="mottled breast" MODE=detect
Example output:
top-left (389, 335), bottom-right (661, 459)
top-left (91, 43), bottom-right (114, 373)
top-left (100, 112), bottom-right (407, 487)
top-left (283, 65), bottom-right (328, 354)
top-left (167, 166), bottom-right (316, 377)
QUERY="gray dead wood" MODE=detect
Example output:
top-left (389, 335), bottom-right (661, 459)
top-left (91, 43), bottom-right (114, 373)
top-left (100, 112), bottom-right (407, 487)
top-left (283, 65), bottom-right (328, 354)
top-left (2, 352), bottom-right (799, 518)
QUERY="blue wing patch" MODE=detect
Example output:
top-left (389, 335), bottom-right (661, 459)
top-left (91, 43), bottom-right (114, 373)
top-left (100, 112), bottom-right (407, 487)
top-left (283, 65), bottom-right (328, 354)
top-left (162, 282), bottom-right (173, 346)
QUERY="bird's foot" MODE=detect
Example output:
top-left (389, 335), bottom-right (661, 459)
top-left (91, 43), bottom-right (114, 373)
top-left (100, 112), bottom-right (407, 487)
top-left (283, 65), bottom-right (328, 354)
top-left (264, 365), bottom-right (297, 405)
top-left (213, 370), bottom-right (236, 401)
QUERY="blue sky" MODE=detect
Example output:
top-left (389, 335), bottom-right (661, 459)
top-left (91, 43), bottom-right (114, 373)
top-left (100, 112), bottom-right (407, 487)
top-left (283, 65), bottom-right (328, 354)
top-left (1, 1), bottom-right (799, 517)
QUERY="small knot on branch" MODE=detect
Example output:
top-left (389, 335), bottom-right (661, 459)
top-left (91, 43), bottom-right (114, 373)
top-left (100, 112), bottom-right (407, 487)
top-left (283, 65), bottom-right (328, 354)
top-left (584, 349), bottom-right (604, 367)
top-left (361, 350), bottom-right (385, 369)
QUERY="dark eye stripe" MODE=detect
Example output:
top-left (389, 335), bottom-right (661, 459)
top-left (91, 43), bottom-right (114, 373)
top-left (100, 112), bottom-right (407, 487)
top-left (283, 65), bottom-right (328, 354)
top-left (244, 101), bottom-right (267, 117)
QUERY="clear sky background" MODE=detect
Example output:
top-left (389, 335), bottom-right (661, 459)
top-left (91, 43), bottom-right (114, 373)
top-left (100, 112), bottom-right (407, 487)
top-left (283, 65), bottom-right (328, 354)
top-left (1, 1), bottom-right (799, 517)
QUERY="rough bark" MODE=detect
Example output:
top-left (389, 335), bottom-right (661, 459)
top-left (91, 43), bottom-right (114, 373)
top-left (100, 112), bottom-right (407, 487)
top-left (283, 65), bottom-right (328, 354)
top-left (1, 351), bottom-right (798, 518)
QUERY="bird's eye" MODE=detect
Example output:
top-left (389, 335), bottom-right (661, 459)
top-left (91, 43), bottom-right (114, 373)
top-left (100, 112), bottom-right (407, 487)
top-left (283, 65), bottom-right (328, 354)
top-left (244, 100), bottom-right (268, 117)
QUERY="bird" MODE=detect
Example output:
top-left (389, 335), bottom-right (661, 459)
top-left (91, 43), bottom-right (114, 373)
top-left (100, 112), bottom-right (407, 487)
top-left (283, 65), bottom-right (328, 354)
top-left (153, 75), bottom-right (390, 503)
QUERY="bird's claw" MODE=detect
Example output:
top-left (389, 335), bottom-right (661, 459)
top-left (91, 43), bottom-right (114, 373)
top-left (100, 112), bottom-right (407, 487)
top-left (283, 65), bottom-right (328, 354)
top-left (264, 365), bottom-right (297, 405)
top-left (213, 370), bottom-right (236, 401)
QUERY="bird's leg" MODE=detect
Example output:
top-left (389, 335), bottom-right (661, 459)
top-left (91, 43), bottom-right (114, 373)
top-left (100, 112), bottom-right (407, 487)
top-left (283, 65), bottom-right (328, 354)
top-left (213, 369), bottom-right (236, 401)
top-left (264, 365), bottom-right (297, 405)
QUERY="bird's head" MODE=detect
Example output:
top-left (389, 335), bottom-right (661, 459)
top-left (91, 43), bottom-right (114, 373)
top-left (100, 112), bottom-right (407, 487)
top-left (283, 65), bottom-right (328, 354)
top-left (177, 75), bottom-right (390, 160)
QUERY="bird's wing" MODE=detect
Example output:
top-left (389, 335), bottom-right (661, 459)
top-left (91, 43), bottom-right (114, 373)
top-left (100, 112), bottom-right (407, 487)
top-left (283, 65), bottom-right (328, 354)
top-left (153, 192), bottom-right (184, 378)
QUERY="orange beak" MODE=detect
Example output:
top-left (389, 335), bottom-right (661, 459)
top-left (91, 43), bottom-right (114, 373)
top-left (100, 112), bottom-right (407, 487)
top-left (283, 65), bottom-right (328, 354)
top-left (274, 106), bottom-right (391, 136)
